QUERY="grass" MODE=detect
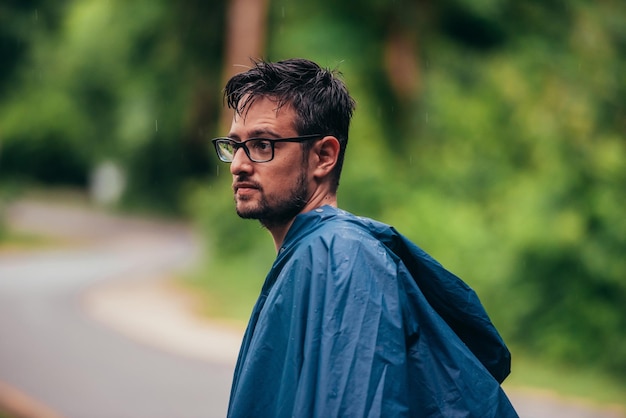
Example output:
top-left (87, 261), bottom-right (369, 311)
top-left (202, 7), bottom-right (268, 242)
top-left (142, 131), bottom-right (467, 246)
top-left (182, 252), bottom-right (273, 323)
top-left (0, 230), bottom-right (59, 252)
top-left (505, 349), bottom-right (626, 410)
top-left (0, 184), bottom-right (84, 253)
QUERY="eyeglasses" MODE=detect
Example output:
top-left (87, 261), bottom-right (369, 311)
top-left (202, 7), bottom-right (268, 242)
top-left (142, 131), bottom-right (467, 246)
top-left (212, 134), bottom-right (324, 163)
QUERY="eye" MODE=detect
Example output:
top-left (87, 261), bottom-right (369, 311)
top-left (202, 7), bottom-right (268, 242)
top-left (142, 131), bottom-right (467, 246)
top-left (250, 139), bottom-right (272, 151)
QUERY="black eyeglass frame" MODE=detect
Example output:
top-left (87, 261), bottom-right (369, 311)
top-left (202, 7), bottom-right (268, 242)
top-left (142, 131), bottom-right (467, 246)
top-left (211, 134), bottom-right (325, 163)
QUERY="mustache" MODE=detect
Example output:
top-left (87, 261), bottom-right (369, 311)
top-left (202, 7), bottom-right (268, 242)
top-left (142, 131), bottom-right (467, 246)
top-left (232, 176), bottom-right (262, 190)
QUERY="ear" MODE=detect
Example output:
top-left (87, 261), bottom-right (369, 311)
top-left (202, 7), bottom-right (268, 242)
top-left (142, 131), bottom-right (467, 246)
top-left (311, 136), bottom-right (340, 180)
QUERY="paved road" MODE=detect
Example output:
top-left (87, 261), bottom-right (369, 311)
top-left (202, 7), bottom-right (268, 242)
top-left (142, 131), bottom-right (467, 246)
top-left (0, 201), bottom-right (233, 418)
top-left (1, 199), bottom-right (624, 418)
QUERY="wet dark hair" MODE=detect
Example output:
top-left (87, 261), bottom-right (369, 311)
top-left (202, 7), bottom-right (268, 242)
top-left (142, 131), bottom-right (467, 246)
top-left (223, 58), bottom-right (356, 190)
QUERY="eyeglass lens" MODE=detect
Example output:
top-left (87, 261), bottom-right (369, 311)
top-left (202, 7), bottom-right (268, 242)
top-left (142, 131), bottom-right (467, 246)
top-left (217, 139), bottom-right (273, 162)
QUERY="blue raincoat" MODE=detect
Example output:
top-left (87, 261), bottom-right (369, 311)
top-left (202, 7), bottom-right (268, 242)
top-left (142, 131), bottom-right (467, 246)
top-left (227, 206), bottom-right (518, 417)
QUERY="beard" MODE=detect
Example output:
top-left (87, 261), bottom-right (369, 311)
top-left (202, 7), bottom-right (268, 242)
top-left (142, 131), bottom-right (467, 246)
top-left (235, 168), bottom-right (309, 230)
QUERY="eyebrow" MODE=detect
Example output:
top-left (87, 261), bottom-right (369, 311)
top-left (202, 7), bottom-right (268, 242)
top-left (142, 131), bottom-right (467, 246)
top-left (227, 129), bottom-right (282, 141)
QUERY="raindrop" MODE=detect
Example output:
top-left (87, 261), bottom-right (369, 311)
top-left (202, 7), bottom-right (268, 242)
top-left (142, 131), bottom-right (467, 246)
top-left (155, 119), bottom-right (158, 132)
top-left (425, 112), bottom-right (429, 123)
top-left (35, 9), bottom-right (38, 21)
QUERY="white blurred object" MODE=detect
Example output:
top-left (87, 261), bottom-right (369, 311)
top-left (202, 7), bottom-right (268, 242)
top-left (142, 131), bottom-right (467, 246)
top-left (90, 160), bottom-right (126, 207)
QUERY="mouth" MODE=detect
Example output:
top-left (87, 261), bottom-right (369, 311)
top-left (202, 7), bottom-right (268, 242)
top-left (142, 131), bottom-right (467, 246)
top-left (233, 181), bottom-right (260, 195)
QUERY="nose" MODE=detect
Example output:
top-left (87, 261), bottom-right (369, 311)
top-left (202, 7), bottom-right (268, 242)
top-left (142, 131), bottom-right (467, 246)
top-left (230, 146), bottom-right (253, 176)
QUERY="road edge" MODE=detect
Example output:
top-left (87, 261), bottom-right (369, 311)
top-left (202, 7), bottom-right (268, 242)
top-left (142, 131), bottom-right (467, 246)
top-left (0, 380), bottom-right (65, 418)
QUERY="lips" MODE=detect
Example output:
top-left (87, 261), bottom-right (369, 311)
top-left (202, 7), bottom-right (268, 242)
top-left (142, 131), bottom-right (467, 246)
top-left (233, 181), bottom-right (260, 194)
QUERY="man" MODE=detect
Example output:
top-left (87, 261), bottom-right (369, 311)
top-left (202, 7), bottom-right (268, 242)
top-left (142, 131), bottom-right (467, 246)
top-left (212, 58), bottom-right (518, 417)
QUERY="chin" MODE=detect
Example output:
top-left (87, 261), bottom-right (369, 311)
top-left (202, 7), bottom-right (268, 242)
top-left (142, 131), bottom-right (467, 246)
top-left (235, 201), bottom-right (262, 220)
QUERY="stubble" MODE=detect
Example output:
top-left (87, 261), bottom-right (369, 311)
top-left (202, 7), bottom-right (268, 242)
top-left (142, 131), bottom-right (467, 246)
top-left (235, 168), bottom-right (309, 230)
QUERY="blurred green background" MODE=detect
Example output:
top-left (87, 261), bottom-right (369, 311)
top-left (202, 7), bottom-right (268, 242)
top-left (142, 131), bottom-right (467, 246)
top-left (1, 0), bottom-right (625, 406)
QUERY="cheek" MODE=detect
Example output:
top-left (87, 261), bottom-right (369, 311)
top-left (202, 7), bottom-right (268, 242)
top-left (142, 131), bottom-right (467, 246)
top-left (264, 167), bottom-right (303, 194)
top-left (261, 150), bottom-right (309, 190)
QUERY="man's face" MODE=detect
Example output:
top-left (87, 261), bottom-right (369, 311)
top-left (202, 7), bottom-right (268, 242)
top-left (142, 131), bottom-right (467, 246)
top-left (228, 97), bottom-right (311, 228)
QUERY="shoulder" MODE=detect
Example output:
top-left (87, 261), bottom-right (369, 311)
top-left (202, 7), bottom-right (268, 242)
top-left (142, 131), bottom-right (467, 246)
top-left (276, 207), bottom-right (403, 274)
top-left (287, 209), bottom-right (399, 269)
top-left (298, 209), bottom-right (380, 248)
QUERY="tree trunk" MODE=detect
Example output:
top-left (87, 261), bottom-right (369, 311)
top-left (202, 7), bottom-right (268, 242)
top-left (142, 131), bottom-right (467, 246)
top-left (220, 0), bottom-right (270, 130)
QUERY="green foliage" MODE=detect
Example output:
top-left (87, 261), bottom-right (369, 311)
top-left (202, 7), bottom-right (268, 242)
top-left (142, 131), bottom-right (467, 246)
top-left (506, 347), bottom-right (626, 408)
top-left (0, 0), bottom-right (224, 212)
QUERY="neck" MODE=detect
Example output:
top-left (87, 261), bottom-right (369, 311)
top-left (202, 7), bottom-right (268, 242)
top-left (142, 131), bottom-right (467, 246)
top-left (268, 194), bottom-right (337, 252)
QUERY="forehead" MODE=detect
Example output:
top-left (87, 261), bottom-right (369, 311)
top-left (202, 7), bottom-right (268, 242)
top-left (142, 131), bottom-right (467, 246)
top-left (231, 96), bottom-right (297, 133)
